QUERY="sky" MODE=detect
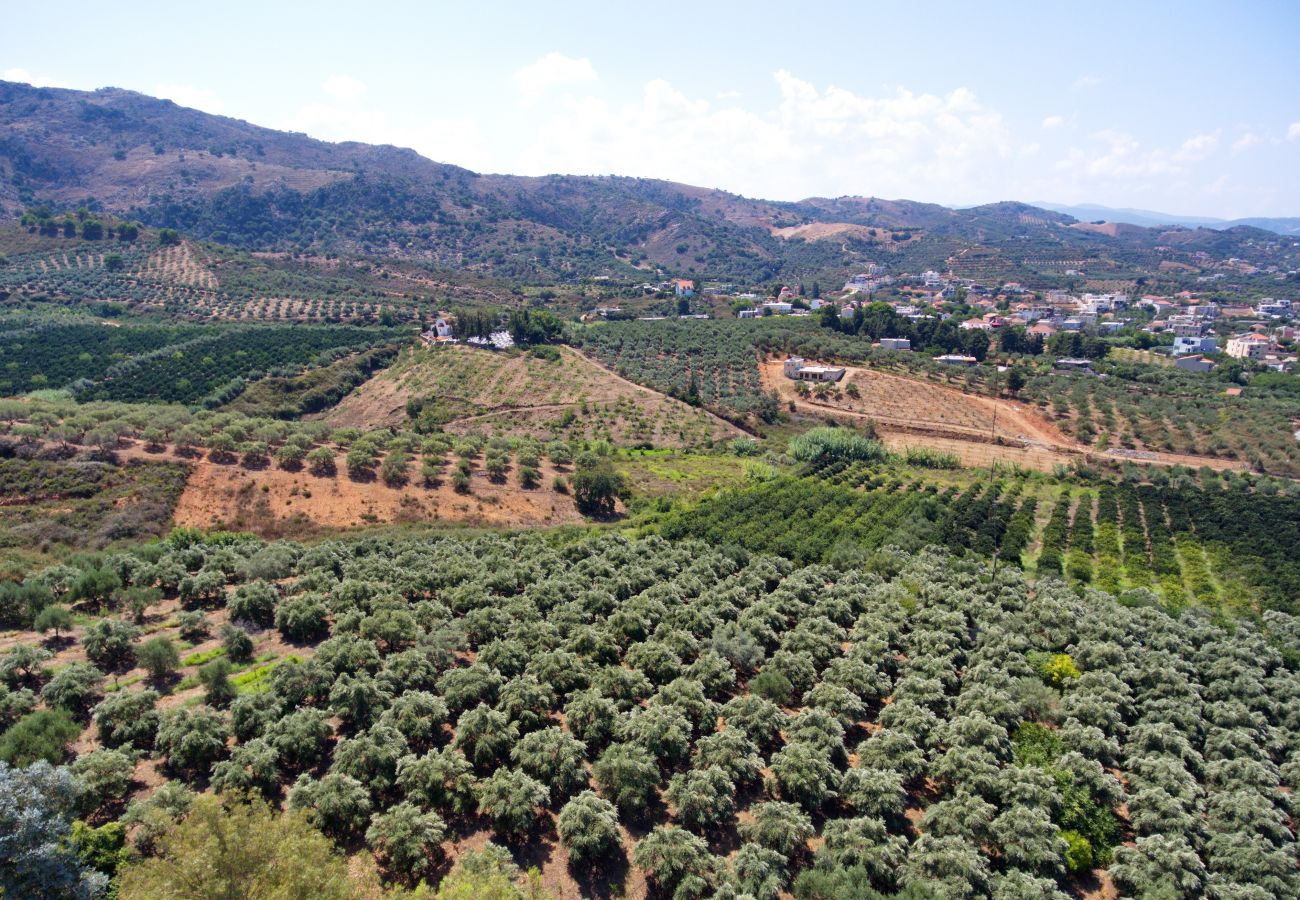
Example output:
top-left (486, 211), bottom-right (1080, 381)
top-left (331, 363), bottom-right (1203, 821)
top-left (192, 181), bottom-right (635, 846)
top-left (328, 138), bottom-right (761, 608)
top-left (4, 1), bottom-right (1300, 218)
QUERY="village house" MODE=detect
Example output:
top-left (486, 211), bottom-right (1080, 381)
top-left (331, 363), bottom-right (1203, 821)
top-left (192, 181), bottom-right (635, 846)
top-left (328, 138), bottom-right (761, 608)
top-left (674, 279), bottom-right (695, 297)
top-left (1175, 355), bottom-right (1216, 373)
top-left (1173, 335), bottom-right (1218, 355)
top-left (1226, 333), bottom-right (1272, 360)
top-left (784, 357), bottom-right (846, 382)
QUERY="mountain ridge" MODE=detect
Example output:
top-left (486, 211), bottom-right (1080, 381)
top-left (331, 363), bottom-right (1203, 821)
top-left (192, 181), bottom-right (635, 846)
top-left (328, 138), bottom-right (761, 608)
top-left (2, 80), bottom-right (1297, 282)
top-left (1033, 201), bottom-right (1300, 237)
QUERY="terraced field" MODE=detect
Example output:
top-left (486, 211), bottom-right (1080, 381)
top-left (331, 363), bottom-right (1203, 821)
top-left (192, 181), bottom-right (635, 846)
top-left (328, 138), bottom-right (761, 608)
top-left (325, 344), bottom-right (743, 448)
top-left (763, 358), bottom-right (1249, 474)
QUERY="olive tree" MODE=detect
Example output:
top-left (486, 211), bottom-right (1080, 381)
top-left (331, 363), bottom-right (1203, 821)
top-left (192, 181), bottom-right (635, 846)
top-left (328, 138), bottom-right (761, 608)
top-left (665, 765), bottom-right (736, 831)
top-left (592, 743), bottom-right (660, 816)
top-left (93, 690), bottom-right (160, 750)
top-left (156, 706), bottom-right (229, 778)
top-left (287, 772), bottom-right (372, 840)
top-left (365, 801), bottom-right (447, 883)
top-left (396, 746), bottom-right (479, 817)
top-left (511, 727), bottom-right (588, 799)
top-left (475, 768), bottom-right (549, 839)
top-left (557, 790), bottom-right (621, 866)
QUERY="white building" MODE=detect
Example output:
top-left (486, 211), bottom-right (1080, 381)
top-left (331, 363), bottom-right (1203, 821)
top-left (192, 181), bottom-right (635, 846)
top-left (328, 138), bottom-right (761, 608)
top-left (783, 357), bottom-right (846, 382)
top-left (1173, 336), bottom-right (1217, 355)
top-left (1226, 333), bottom-right (1272, 360)
top-left (879, 337), bottom-right (912, 351)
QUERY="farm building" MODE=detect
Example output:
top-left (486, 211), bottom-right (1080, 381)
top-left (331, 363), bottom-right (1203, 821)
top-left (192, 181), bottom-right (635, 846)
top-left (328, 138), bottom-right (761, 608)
top-left (935, 354), bottom-right (978, 367)
top-left (1054, 358), bottom-right (1094, 372)
top-left (784, 357), bottom-right (846, 382)
top-left (879, 337), bottom-right (912, 351)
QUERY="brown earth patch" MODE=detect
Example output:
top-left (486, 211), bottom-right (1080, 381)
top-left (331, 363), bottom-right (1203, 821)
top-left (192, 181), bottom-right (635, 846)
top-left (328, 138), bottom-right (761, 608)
top-left (164, 451), bottom-right (585, 534)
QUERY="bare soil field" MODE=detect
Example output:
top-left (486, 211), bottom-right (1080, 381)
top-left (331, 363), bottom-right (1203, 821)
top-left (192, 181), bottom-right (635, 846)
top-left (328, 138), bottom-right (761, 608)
top-left (112, 444), bottom-right (587, 535)
top-left (323, 344), bottom-right (742, 448)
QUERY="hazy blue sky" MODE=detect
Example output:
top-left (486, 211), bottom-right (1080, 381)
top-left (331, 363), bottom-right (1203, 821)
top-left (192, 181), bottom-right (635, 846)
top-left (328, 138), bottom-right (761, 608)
top-left (4, 1), bottom-right (1299, 216)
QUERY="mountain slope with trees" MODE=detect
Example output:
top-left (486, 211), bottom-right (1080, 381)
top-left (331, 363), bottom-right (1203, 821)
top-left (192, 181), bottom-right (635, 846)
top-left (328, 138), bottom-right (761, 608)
top-left (3, 80), bottom-right (1297, 283)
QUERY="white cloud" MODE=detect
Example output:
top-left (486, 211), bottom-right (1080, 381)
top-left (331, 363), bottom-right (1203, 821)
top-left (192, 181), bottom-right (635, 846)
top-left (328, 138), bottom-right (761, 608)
top-left (1232, 132), bottom-right (1261, 153)
top-left (513, 52), bottom-right (598, 98)
top-left (1073, 74), bottom-right (1102, 90)
top-left (154, 83), bottom-right (225, 115)
top-left (1175, 131), bottom-right (1219, 162)
top-left (3, 67), bottom-right (69, 88)
top-left (1054, 129), bottom-right (1220, 186)
top-left (1041, 115), bottom-right (1066, 129)
top-left (322, 75), bottom-right (366, 101)
top-left (507, 71), bottom-right (1013, 203)
top-left (1288, 122), bottom-right (1300, 142)
top-left (284, 84), bottom-right (488, 166)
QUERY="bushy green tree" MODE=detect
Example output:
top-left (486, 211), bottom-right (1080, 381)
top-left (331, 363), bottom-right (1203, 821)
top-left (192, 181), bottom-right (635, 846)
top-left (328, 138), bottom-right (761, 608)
top-left (396, 746), bottom-right (479, 816)
top-left (366, 801), bottom-right (446, 883)
top-left (454, 704), bottom-right (518, 770)
top-left (117, 795), bottom-right (356, 899)
top-left (40, 662), bottom-right (104, 720)
top-left (476, 768), bottom-right (549, 838)
top-left (210, 738), bottom-right (280, 798)
top-left (288, 772), bottom-right (372, 840)
top-left (593, 742), bottom-right (660, 816)
top-left (199, 657), bottom-right (236, 707)
top-left (511, 726), bottom-right (588, 798)
top-left (82, 619), bottom-right (140, 671)
top-left (665, 765), bottom-right (736, 830)
top-left (0, 708), bottom-right (80, 766)
top-left (634, 825), bottom-right (717, 898)
top-left (70, 747), bottom-right (136, 817)
top-left (557, 790), bottom-right (621, 866)
top-left (0, 761), bottom-right (108, 899)
top-left (137, 636), bottom-right (180, 683)
top-left (156, 706), bottom-right (228, 778)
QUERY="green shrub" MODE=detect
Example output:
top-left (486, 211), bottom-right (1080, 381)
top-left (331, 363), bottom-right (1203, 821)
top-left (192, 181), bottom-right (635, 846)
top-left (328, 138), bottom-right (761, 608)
top-left (0, 708), bottom-right (81, 766)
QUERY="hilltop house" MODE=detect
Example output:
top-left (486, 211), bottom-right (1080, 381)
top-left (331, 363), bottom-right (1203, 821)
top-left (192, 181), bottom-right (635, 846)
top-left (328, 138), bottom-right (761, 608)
top-left (784, 357), bottom-right (846, 382)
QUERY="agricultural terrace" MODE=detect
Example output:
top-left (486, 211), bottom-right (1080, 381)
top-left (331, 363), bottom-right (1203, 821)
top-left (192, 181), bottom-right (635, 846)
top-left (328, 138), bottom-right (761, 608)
top-left (568, 318), bottom-right (1295, 478)
top-left (0, 398), bottom-right (610, 552)
top-left (324, 343), bottom-right (743, 449)
top-left (1021, 367), bottom-right (1300, 479)
top-left (0, 226), bottom-right (504, 322)
top-left (1, 533), bottom-right (1297, 898)
top-left (762, 358), bottom-right (1248, 474)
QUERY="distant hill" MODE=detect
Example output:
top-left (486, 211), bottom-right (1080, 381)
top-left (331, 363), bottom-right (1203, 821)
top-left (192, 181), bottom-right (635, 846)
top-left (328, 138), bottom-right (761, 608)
top-left (3, 80), bottom-right (1298, 283)
top-left (1035, 202), bottom-right (1300, 238)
